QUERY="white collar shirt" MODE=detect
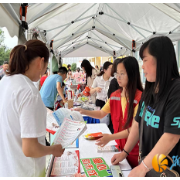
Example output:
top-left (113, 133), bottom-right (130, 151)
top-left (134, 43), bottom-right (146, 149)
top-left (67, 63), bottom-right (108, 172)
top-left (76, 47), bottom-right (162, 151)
top-left (92, 75), bottom-right (113, 102)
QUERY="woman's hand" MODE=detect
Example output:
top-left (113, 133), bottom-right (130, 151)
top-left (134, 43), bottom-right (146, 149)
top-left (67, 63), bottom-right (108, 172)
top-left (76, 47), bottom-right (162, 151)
top-left (111, 151), bottom-right (127, 165)
top-left (73, 107), bottom-right (85, 114)
top-left (96, 87), bottom-right (102, 93)
top-left (95, 134), bottom-right (112, 147)
top-left (128, 163), bottom-right (148, 177)
top-left (52, 144), bottom-right (65, 157)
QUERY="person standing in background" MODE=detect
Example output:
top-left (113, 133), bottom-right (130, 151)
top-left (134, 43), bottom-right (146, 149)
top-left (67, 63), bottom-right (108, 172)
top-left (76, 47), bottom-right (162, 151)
top-left (90, 61), bottom-right (113, 108)
top-left (67, 64), bottom-right (71, 71)
top-left (0, 61), bottom-right (9, 79)
top-left (95, 65), bottom-right (100, 74)
top-left (73, 67), bottom-right (81, 82)
top-left (40, 67), bottom-right (68, 111)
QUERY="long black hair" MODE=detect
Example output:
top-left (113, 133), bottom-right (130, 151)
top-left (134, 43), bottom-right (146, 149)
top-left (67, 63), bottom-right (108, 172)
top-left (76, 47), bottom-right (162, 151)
top-left (97, 61), bottom-right (113, 76)
top-left (81, 59), bottom-right (94, 78)
top-left (117, 57), bottom-right (143, 128)
top-left (111, 58), bottom-right (121, 76)
top-left (139, 36), bottom-right (179, 106)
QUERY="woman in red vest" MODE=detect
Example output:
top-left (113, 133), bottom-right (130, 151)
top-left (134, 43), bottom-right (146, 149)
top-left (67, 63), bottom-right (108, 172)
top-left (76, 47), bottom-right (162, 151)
top-left (75, 56), bottom-right (143, 168)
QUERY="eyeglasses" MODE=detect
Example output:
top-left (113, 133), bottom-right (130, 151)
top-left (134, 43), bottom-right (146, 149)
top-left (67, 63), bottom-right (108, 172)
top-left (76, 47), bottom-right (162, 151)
top-left (114, 73), bottom-right (126, 79)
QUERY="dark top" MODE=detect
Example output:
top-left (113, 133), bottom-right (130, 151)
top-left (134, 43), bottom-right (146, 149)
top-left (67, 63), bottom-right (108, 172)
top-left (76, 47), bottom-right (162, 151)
top-left (135, 78), bottom-right (180, 173)
top-left (108, 78), bottom-right (119, 98)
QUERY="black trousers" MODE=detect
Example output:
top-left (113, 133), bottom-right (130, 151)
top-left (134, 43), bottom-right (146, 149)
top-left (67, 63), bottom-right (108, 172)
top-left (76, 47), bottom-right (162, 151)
top-left (95, 99), bottom-right (105, 109)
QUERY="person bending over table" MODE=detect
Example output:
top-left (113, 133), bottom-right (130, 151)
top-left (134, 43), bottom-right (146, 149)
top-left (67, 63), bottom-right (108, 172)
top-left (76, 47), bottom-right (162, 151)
top-left (75, 57), bottom-right (143, 168)
top-left (40, 67), bottom-right (68, 111)
top-left (90, 61), bottom-right (113, 109)
top-left (0, 40), bottom-right (64, 177)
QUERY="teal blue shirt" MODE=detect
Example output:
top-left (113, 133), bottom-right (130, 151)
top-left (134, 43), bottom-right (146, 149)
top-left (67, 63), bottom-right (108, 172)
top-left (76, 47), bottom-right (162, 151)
top-left (40, 74), bottom-right (62, 108)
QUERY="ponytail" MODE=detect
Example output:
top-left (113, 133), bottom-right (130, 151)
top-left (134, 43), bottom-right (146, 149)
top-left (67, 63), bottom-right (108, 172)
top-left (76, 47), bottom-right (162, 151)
top-left (7, 40), bottom-right (49, 76)
top-left (97, 61), bottom-right (112, 77)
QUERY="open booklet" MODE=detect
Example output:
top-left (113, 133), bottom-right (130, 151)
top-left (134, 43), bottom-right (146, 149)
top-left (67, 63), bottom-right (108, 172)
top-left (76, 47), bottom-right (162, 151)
top-left (52, 108), bottom-right (84, 126)
top-left (46, 108), bottom-right (60, 135)
top-left (52, 118), bottom-right (87, 149)
top-left (46, 108), bottom-right (84, 135)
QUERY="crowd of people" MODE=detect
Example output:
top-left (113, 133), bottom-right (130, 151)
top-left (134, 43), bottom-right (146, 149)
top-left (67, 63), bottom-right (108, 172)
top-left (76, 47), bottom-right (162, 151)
top-left (0, 36), bottom-right (180, 177)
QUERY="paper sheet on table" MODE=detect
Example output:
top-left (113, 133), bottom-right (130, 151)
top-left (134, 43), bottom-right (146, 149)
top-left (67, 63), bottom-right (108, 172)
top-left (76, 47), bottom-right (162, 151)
top-left (53, 118), bottom-right (87, 149)
top-left (51, 150), bottom-right (80, 176)
top-left (79, 124), bottom-right (132, 177)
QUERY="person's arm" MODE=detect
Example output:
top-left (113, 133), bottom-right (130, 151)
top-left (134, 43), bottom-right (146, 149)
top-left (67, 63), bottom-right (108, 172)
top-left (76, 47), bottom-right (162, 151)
top-left (22, 138), bottom-right (64, 158)
top-left (111, 120), bottom-right (139, 165)
top-left (74, 108), bottom-right (108, 119)
top-left (96, 122), bottom-right (133, 147)
top-left (96, 104), bottom-right (139, 147)
top-left (57, 82), bottom-right (66, 103)
top-left (90, 87), bottom-right (102, 94)
top-left (128, 133), bottom-right (180, 177)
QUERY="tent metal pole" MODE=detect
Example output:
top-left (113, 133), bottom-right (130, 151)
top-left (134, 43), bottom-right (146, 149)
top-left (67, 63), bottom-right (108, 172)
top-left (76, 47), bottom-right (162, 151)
top-left (61, 42), bottom-right (86, 57)
top-left (56, 18), bottom-right (92, 49)
top-left (61, 38), bottom-right (86, 53)
top-left (104, 4), bottom-right (147, 39)
top-left (95, 21), bottom-right (131, 51)
top-left (89, 40), bottom-right (113, 56)
top-left (54, 28), bottom-right (91, 43)
top-left (51, 3), bottom-right (96, 40)
top-left (135, 34), bottom-right (154, 50)
top-left (91, 31), bottom-right (115, 50)
top-left (59, 38), bottom-right (86, 48)
top-left (89, 42), bottom-right (113, 56)
top-left (91, 37), bottom-right (121, 49)
top-left (46, 14), bottom-right (96, 32)
top-left (28, 4), bottom-right (57, 24)
top-left (104, 13), bottom-right (152, 34)
top-left (5, 3), bottom-right (22, 25)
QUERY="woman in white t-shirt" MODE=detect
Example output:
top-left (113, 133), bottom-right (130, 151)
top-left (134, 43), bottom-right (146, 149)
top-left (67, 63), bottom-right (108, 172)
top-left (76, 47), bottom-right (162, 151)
top-left (0, 40), bottom-right (64, 177)
top-left (90, 61), bottom-right (113, 109)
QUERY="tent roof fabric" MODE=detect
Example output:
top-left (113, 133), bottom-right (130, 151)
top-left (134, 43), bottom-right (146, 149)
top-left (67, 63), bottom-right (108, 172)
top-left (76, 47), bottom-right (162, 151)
top-left (1, 3), bottom-right (180, 57)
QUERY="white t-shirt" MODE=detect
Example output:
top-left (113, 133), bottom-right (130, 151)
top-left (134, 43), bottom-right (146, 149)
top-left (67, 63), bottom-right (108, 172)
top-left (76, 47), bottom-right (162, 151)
top-left (0, 74), bottom-right (47, 177)
top-left (92, 75), bottom-right (113, 102)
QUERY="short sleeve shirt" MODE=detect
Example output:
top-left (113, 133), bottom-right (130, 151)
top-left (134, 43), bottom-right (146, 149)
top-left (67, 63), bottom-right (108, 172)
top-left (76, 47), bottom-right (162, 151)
top-left (135, 78), bottom-right (180, 173)
top-left (0, 74), bottom-right (47, 176)
top-left (102, 98), bottom-right (139, 118)
top-left (92, 76), bottom-right (113, 101)
top-left (40, 74), bottom-right (62, 108)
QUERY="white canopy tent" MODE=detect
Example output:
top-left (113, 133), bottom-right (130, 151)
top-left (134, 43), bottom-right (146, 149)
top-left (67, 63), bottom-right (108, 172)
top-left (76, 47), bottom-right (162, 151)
top-left (1, 3), bottom-right (180, 60)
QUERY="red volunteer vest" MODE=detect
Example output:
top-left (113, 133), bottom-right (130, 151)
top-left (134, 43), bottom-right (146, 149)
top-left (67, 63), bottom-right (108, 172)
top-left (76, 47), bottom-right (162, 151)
top-left (110, 89), bottom-right (142, 155)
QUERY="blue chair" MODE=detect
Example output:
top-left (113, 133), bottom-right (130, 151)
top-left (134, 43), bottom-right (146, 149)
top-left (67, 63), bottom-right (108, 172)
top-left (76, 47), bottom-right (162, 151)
top-left (83, 116), bottom-right (100, 123)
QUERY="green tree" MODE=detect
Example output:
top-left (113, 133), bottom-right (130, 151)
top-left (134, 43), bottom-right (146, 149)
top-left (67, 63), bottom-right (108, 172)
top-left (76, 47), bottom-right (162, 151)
top-left (0, 29), bottom-right (11, 65)
top-left (71, 63), bottom-right (77, 72)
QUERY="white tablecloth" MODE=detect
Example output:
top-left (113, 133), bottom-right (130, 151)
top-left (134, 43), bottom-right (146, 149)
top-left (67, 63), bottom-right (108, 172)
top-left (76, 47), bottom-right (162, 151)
top-left (79, 124), bottom-right (132, 177)
top-left (48, 123), bottom-right (132, 177)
